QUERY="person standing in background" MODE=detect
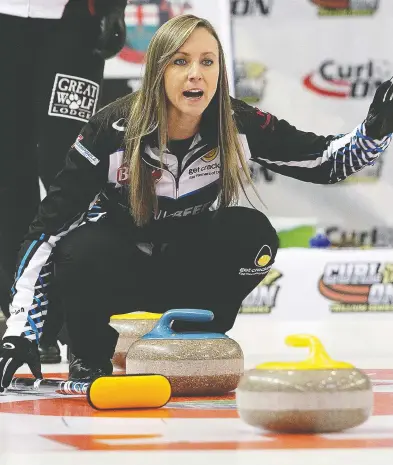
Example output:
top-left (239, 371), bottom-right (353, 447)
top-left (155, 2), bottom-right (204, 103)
top-left (0, 0), bottom-right (127, 362)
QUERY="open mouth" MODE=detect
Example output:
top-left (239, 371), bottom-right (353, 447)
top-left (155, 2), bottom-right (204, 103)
top-left (183, 90), bottom-right (204, 100)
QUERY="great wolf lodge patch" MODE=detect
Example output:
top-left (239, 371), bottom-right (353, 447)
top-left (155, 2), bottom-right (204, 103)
top-left (48, 74), bottom-right (100, 122)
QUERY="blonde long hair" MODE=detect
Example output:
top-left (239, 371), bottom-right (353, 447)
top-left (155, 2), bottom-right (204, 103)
top-left (124, 14), bottom-right (259, 226)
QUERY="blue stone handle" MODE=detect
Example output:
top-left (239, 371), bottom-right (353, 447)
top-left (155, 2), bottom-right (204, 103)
top-left (146, 309), bottom-right (215, 339)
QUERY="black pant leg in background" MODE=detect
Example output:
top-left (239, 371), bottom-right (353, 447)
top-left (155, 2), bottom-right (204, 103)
top-left (0, 14), bottom-right (40, 318)
top-left (53, 207), bottom-right (278, 363)
top-left (31, 16), bottom-right (105, 344)
top-left (33, 14), bottom-right (105, 189)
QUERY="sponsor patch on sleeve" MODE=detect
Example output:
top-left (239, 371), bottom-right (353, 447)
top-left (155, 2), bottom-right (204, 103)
top-left (74, 138), bottom-right (100, 166)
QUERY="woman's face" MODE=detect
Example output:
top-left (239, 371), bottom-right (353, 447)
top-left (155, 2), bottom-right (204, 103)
top-left (164, 27), bottom-right (220, 120)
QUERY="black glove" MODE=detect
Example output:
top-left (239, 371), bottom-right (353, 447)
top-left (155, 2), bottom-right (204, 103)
top-left (365, 78), bottom-right (393, 139)
top-left (91, 0), bottom-right (127, 60)
top-left (0, 336), bottom-right (42, 393)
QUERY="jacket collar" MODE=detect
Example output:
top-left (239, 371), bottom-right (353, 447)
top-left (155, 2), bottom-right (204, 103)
top-left (141, 101), bottom-right (219, 152)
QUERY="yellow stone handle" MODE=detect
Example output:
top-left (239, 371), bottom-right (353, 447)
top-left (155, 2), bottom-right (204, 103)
top-left (256, 334), bottom-right (354, 370)
top-left (111, 312), bottom-right (162, 320)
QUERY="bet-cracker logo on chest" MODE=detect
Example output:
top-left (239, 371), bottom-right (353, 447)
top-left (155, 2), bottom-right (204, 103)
top-left (48, 74), bottom-right (100, 122)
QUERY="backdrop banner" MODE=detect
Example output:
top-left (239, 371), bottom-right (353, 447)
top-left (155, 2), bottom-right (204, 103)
top-left (240, 248), bottom-right (393, 320)
top-left (232, 0), bottom-right (393, 235)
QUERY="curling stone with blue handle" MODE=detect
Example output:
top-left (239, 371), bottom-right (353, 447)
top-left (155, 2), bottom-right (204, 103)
top-left (126, 309), bottom-right (244, 396)
top-left (236, 334), bottom-right (373, 433)
top-left (109, 312), bottom-right (162, 369)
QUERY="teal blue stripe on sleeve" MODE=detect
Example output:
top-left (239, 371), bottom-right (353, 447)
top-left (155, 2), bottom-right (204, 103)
top-left (16, 240), bottom-right (38, 280)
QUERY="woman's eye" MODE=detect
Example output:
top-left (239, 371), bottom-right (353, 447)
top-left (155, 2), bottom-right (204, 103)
top-left (173, 58), bottom-right (214, 66)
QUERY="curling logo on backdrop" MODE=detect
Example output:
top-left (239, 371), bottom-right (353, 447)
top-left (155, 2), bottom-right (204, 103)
top-left (319, 262), bottom-right (393, 313)
top-left (240, 268), bottom-right (282, 314)
top-left (310, 0), bottom-right (379, 16)
top-left (239, 244), bottom-right (272, 276)
top-left (48, 74), bottom-right (99, 122)
top-left (119, 1), bottom-right (193, 64)
top-left (326, 226), bottom-right (393, 248)
top-left (303, 59), bottom-right (391, 99)
top-left (231, 0), bottom-right (273, 16)
top-left (235, 61), bottom-right (268, 104)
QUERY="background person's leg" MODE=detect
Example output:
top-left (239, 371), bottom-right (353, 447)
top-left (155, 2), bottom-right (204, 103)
top-left (32, 14), bottom-right (105, 358)
top-left (0, 14), bottom-right (40, 321)
top-left (33, 14), bottom-right (104, 189)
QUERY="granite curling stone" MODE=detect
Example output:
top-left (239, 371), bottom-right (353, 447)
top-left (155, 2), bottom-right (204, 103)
top-left (126, 309), bottom-right (244, 396)
top-left (236, 334), bottom-right (373, 434)
top-left (110, 312), bottom-right (162, 368)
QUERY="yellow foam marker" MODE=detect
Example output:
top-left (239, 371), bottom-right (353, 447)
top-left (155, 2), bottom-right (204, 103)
top-left (256, 334), bottom-right (354, 371)
top-left (87, 375), bottom-right (172, 410)
top-left (110, 312), bottom-right (162, 321)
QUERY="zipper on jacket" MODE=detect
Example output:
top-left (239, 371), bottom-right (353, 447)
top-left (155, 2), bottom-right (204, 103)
top-left (175, 179), bottom-right (179, 199)
top-left (175, 158), bottom-right (182, 199)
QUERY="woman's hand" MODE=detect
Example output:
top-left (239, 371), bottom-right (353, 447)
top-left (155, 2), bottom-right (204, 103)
top-left (365, 77), bottom-right (393, 139)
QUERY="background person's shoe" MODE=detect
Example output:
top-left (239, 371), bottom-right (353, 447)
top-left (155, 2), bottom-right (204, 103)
top-left (38, 341), bottom-right (62, 364)
top-left (68, 355), bottom-right (113, 382)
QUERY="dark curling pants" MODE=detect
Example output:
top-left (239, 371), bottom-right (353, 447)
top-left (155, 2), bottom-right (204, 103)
top-left (53, 207), bottom-right (279, 363)
top-left (0, 12), bottom-right (104, 320)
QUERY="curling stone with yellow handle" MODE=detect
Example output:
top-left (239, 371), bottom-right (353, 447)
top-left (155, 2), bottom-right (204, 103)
top-left (236, 334), bottom-right (373, 433)
top-left (126, 309), bottom-right (244, 396)
top-left (110, 312), bottom-right (162, 368)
